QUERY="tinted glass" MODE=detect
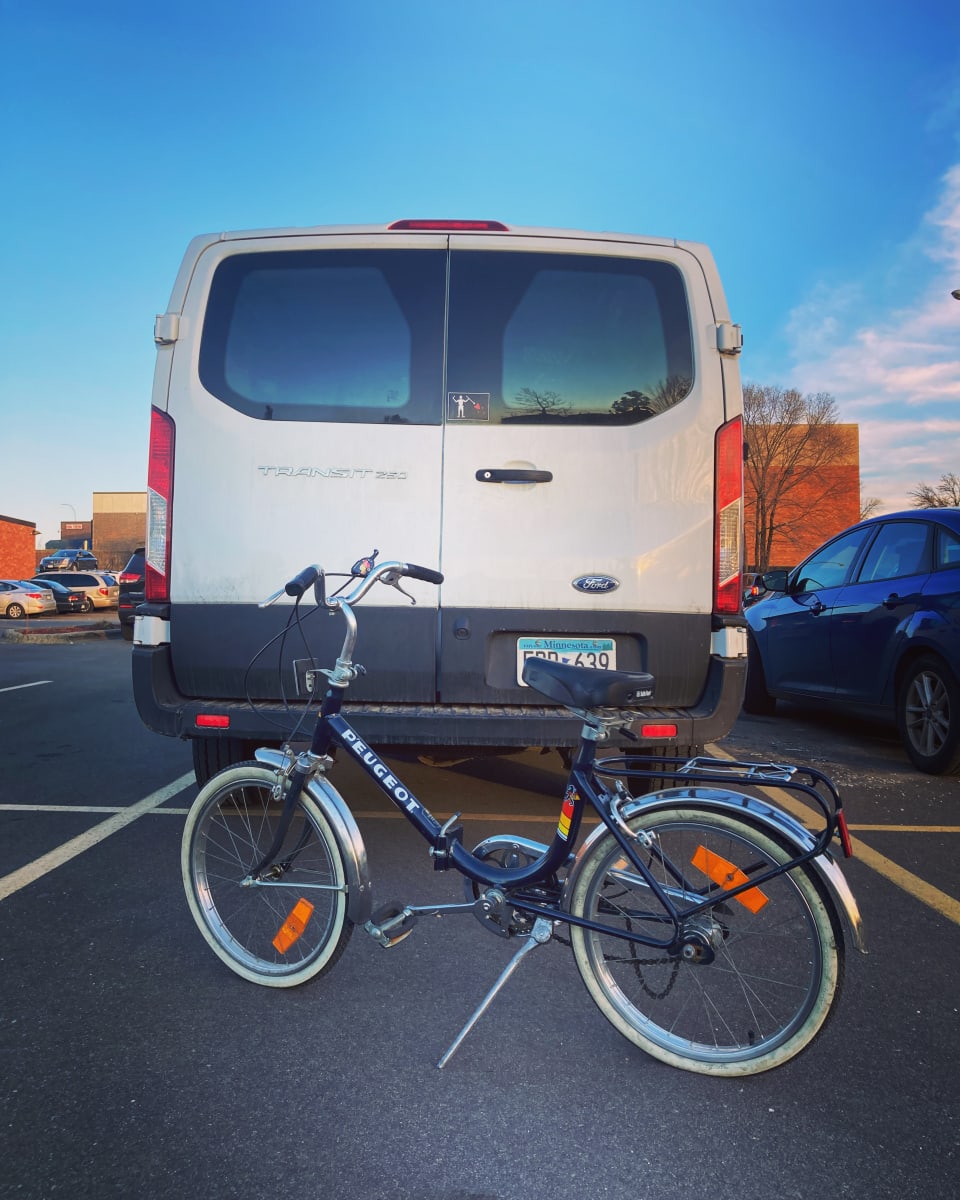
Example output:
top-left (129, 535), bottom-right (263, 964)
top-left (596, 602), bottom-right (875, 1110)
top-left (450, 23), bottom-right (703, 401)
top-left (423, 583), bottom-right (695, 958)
top-left (447, 251), bottom-right (693, 425)
top-left (793, 527), bottom-right (872, 593)
top-left (857, 521), bottom-right (932, 582)
top-left (200, 249), bottom-right (447, 423)
top-left (935, 526), bottom-right (960, 569)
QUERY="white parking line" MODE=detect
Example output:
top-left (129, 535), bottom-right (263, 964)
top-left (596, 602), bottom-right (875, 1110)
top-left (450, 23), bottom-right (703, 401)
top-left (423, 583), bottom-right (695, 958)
top-left (0, 680), bottom-right (53, 694)
top-left (0, 772), bottom-right (194, 902)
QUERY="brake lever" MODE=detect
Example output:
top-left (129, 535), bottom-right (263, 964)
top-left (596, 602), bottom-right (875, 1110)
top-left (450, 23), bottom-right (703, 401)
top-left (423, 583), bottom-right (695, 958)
top-left (381, 569), bottom-right (417, 605)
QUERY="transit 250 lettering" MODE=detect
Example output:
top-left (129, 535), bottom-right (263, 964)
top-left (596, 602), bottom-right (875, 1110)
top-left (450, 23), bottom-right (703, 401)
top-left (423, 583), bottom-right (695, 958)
top-left (257, 466), bottom-right (407, 480)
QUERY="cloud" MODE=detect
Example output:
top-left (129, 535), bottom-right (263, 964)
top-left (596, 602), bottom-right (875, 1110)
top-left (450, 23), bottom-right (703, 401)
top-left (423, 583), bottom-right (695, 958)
top-left (786, 164), bottom-right (960, 510)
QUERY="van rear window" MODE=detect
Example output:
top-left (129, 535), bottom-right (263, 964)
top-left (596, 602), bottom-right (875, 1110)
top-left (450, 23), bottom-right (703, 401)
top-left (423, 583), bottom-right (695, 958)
top-left (447, 251), bottom-right (694, 425)
top-left (199, 249), bottom-right (446, 423)
top-left (198, 246), bottom-right (694, 426)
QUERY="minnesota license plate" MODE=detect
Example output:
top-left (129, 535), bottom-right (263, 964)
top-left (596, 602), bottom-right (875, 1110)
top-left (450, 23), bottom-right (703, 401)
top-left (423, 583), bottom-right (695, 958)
top-left (517, 636), bottom-right (617, 685)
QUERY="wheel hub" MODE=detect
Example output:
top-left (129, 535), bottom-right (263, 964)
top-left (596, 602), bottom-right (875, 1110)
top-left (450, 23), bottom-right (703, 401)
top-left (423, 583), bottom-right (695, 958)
top-left (679, 916), bottom-right (726, 964)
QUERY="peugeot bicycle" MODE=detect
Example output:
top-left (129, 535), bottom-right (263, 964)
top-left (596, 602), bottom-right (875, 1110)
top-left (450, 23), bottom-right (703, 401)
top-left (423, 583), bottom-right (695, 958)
top-left (181, 555), bottom-right (864, 1076)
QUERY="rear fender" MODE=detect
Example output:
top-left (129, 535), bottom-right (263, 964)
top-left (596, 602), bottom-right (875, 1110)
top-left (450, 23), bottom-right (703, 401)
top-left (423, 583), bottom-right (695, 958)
top-left (255, 748), bottom-right (373, 924)
top-left (565, 786), bottom-right (865, 953)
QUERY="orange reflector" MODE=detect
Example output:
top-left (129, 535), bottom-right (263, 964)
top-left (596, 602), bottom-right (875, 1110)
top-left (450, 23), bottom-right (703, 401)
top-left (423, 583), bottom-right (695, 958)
top-left (272, 898), bottom-right (315, 954)
top-left (691, 845), bottom-right (768, 913)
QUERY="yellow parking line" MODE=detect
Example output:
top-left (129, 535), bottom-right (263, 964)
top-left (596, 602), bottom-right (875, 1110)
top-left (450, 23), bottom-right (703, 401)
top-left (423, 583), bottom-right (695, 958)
top-left (708, 745), bottom-right (960, 927)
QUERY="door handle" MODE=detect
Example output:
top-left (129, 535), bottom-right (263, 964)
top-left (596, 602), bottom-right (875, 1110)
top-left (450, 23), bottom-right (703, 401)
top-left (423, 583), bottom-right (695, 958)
top-left (882, 593), bottom-right (901, 609)
top-left (809, 599), bottom-right (826, 616)
top-left (476, 469), bottom-right (553, 484)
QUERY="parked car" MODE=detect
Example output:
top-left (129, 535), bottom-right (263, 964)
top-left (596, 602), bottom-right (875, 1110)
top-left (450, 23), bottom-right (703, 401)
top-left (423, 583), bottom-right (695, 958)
top-left (0, 580), bottom-right (58, 618)
top-left (118, 548), bottom-right (145, 640)
top-left (37, 548), bottom-right (99, 571)
top-left (26, 577), bottom-right (86, 614)
top-left (744, 508), bottom-right (960, 774)
top-left (34, 571), bottom-right (119, 611)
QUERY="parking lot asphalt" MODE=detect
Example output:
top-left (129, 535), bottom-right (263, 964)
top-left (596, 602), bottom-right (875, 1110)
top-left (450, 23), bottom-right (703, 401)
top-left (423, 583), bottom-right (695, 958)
top-left (1, 637), bottom-right (959, 1200)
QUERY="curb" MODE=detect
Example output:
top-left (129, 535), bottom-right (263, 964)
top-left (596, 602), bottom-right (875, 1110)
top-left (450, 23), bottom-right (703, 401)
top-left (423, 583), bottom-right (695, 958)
top-left (2, 624), bottom-right (120, 644)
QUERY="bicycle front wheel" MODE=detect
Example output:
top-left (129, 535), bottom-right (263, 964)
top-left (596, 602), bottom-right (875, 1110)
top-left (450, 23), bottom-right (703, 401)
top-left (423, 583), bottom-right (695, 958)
top-left (182, 763), bottom-right (352, 987)
top-left (569, 807), bottom-right (842, 1075)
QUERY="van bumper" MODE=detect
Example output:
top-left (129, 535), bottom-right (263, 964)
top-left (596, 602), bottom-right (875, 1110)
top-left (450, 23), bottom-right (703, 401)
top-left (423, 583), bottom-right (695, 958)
top-left (132, 643), bottom-right (746, 750)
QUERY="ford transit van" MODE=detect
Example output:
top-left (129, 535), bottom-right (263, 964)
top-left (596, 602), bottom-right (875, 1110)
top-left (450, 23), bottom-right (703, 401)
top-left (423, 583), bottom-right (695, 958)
top-left (133, 220), bottom-right (747, 782)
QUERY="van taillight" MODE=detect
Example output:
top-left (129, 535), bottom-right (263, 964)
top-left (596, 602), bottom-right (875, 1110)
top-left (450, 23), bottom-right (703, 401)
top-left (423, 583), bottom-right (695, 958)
top-left (714, 416), bottom-right (743, 617)
top-left (146, 406), bottom-right (175, 604)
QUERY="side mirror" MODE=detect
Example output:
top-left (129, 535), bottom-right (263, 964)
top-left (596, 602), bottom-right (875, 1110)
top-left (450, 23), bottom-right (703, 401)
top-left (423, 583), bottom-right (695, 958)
top-left (761, 568), bottom-right (789, 593)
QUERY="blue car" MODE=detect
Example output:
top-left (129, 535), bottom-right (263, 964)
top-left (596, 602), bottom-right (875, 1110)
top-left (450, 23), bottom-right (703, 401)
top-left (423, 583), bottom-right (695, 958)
top-left (744, 508), bottom-right (960, 774)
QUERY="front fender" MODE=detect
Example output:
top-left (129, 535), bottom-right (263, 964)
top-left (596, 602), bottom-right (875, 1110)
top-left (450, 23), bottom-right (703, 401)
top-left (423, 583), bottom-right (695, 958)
top-left (255, 748), bottom-right (373, 924)
top-left (564, 787), bottom-right (865, 953)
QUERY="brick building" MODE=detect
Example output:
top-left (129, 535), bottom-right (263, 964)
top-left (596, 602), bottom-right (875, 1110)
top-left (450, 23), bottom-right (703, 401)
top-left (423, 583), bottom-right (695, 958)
top-left (92, 493), bottom-right (147, 572)
top-left (0, 514), bottom-right (39, 579)
top-left (743, 423), bottom-right (861, 571)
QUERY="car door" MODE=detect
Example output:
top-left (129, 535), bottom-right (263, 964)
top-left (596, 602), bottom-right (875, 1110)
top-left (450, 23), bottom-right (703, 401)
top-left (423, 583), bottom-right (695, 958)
top-left (830, 519), bottom-right (932, 704)
top-left (760, 525), bottom-right (874, 697)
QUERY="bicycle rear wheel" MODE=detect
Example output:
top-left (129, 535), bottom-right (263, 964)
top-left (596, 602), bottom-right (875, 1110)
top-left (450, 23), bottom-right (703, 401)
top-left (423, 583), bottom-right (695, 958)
top-left (182, 763), bottom-right (352, 986)
top-left (569, 807), bottom-right (842, 1075)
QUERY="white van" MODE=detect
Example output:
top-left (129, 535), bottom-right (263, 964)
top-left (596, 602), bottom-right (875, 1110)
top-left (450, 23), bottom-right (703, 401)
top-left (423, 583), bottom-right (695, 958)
top-left (133, 220), bottom-right (747, 782)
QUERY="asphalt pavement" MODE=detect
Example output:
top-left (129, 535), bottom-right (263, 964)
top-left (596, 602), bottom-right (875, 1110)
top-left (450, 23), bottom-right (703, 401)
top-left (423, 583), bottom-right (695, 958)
top-left (1, 635), bottom-right (958, 1200)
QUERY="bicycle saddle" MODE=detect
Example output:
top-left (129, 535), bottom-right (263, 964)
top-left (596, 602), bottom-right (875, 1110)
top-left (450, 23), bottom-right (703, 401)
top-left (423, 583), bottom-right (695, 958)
top-left (521, 657), bottom-right (655, 709)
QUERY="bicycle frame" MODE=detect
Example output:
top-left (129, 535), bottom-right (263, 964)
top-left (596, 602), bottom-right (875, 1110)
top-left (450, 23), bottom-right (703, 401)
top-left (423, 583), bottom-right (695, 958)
top-left (254, 680), bottom-right (848, 956)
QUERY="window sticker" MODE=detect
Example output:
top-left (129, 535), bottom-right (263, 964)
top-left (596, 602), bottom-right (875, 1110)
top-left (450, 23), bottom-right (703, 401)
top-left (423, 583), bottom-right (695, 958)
top-left (448, 392), bottom-right (490, 421)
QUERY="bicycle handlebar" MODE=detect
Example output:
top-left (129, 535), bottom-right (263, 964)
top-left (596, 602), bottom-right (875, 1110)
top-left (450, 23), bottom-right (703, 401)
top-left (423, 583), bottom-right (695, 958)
top-left (262, 559), bottom-right (443, 609)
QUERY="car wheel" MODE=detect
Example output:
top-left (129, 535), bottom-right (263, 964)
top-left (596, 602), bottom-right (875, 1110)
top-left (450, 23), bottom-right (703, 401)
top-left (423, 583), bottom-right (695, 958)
top-left (121, 623), bottom-right (134, 641)
top-left (743, 633), bottom-right (776, 715)
top-left (897, 655), bottom-right (960, 775)
top-left (6, 603), bottom-right (25, 619)
top-left (80, 597), bottom-right (94, 613)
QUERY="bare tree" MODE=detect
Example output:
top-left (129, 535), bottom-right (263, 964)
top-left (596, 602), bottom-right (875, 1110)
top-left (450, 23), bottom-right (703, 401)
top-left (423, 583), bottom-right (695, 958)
top-left (743, 383), bottom-right (851, 572)
top-left (909, 472), bottom-right (960, 508)
top-left (859, 494), bottom-right (882, 520)
top-left (512, 387), bottom-right (570, 417)
top-left (611, 376), bottom-right (693, 420)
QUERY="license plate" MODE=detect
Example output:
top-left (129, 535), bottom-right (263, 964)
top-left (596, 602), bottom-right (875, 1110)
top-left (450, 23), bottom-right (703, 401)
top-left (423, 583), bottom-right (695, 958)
top-left (517, 636), bottom-right (617, 685)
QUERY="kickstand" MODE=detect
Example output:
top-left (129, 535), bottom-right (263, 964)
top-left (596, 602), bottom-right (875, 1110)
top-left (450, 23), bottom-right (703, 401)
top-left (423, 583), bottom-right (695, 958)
top-left (437, 917), bottom-right (554, 1069)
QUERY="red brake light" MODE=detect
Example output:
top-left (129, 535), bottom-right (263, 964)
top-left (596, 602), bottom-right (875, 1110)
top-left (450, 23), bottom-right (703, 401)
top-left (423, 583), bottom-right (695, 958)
top-left (119, 572), bottom-right (139, 583)
top-left (388, 219), bottom-right (509, 232)
top-left (714, 416), bottom-right (743, 616)
top-left (146, 407), bottom-right (175, 603)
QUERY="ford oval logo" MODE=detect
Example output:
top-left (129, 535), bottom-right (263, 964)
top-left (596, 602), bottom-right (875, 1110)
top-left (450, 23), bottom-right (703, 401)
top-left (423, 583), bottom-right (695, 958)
top-left (572, 574), bottom-right (620, 594)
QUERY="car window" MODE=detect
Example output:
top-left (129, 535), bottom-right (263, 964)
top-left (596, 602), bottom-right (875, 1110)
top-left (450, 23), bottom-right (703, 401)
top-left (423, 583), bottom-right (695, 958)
top-left (200, 249), bottom-right (447, 424)
top-left (935, 527), bottom-right (960, 569)
top-left (857, 521), bottom-right (931, 582)
top-left (792, 527), bottom-right (872, 594)
top-left (447, 251), bottom-right (693, 425)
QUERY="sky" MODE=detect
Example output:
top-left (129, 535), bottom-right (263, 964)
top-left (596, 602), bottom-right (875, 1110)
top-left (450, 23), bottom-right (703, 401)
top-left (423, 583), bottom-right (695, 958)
top-left (2, 0), bottom-right (958, 546)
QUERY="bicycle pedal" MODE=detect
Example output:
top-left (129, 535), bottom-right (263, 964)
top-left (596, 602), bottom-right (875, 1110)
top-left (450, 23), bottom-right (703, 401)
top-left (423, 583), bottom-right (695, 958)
top-left (364, 902), bottom-right (418, 949)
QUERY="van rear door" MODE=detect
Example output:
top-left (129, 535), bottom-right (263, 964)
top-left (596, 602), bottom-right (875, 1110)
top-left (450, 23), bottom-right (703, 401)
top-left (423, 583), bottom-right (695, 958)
top-left (437, 234), bottom-right (723, 707)
top-left (163, 234), bottom-right (448, 703)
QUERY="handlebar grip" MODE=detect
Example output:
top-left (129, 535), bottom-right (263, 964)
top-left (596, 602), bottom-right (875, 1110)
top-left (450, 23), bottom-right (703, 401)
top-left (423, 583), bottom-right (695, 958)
top-left (403, 563), bottom-right (444, 585)
top-left (285, 565), bottom-right (320, 597)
